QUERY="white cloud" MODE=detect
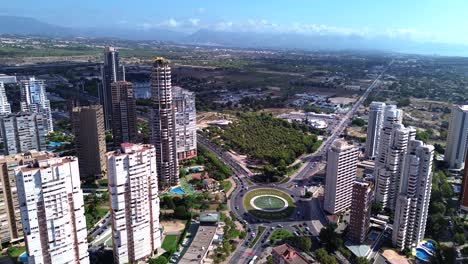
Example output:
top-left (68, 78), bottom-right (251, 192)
top-left (159, 18), bottom-right (179, 28)
top-left (189, 18), bottom-right (200, 26)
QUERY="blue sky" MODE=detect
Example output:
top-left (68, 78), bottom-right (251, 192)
top-left (2, 0), bottom-right (468, 44)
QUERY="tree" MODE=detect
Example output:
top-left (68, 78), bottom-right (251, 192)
top-left (351, 118), bottom-right (366, 127)
top-left (454, 232), bottom-right (465, 245)
top-left (402, 248), bottom-right (411, 257)
top-left (174, 205), bottom-right (189, 219)
top-left (319, 224), bottom-right (342, 251)
top-left (354, 257), bottom-right (369, 264)
top-left (149, 256), bottom-right (168, 264)
top-left (286, 236), bottom-right (312, 252)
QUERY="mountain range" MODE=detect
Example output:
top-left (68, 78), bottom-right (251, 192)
top-left (1, 15), bottom-right (468, 56)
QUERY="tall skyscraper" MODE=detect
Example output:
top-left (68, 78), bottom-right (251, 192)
top-left (324, 139), bottom-right (358, 214)
top-left (0, 112), bottom-right (47, 155)
top-left (0, 82), bottom-right (11, 115)
top-left (445, 105), bottom-right (468, 171)
top-left (71, 105), bottom-right (107, 180)
top-left (15, 155), bottom-right (89, 264)
top-left (460, 150), bottom-right (468, 211)
top-left (375, 123), bottom-right (415, 210)
top-left (347, 180), bottom-right (374, 243)
top-left (173, 86), bottom-right (197, 161)
top-left (107, 143), bottom-right (162, 264)
top-left (111, 81), bottom-right (137, 146)
top-left (150, 58), bottom-right (179, 189)
top-left (0, 151), bottom-right (50, 244)
top-left (100, 47), bottom-right (125, 129)
top-left (393, 140), bottom-right (434, 251)
top-left (365, 102), bottom-right (385, 159)
top-left (20, 77), bottom-right (53, 133)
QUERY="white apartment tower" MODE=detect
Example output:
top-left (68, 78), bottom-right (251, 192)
top-left (150, 58), bottom-right (179, 189)
top-left (445, 105), bottom-right (468, 170)
top-left (392, 140), bottom-right (434, 251)
top-left (173, 86), bottom-right (197, 161)
top-left (0, 82), bottom-right (11, 115)
top-left (107, 143), bottom-right (162, 264)
top-left (15, 155), bottom-right (89, 264)
top-left (375, 123), bottom-right (416, 210)
top-left (324, 139), bottom-right (358, 214)
top-left (20, 77), bottom-right (53, 133)
top-left (0, 112), bottom-right (47, 155)
top-left (365, 102), bottom-right (385, 158)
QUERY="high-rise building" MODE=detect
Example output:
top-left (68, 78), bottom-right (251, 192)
top-left (0, 151), bottom-right (50, 244)
top-left (20, 77), bottom-right (53, 133)
top-left (173, 86), bottom-right (197, 161)
top-left (15, 155), bottom-right (89, 264)
top-left (348, 180), bottom-right (374, 243)
top-left (375, 105), bottom-right (403, 168)
top-left (107, 143), bottom-right (162, 264)
top-left (365, 102), bottom-right (385, 159)
top-left (393, 140), bottom-right (434, 251)
top-left (0, 112), bottom-right (47, 155)
top-left (445, 105), bottom-right (468, 171)
top-left (375, 123), bottom-right (415, 210)
top-left (111, 81), bottom-right (137, 146)
top-left (461, 151), bottom-right (468, 211)
top-left (324, 139), bottom-right (358, 214)
top-left (100, 47), bottom-right (125, 129)
top-left (150, 58), bottom-right (179, 189)
top-left (71, 105), bottom-right (106, 180)
top-left (0, 82), bottom-right (11, 115)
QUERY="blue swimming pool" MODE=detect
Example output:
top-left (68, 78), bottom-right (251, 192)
top-left (18, 252), bottom-right (28, 263)
top-left (416, 248), bottom-right (431, 262)
top-left (169, 187), bottom-right (186, 195)
top-left (422, 240), bottom-right (436, 253)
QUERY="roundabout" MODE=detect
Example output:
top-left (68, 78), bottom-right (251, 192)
top-left (243, 188), bottom-right (295, 220)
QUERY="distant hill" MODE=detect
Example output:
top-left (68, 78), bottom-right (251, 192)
top-left (1, 15), bottom-right (468, 56)
top-left (0, 16), bottom-right (70, 36)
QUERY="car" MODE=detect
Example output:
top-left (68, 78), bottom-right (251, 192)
top-left (305, 227), bottom-right (310, 231)
top-left (277, 224), bottom-right (283, 228)
top-left (271, 226), bottom-right (276, 230)
top-left (251, 232), bottom-right (256, 237)
top-left (235, 206), bottom-right (239, 210)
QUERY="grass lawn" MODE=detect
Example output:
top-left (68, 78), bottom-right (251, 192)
top-left (7, 245), bottom-right (25, 263)
top-left (269, 228), bottom-right (293, 244)
top-left (243, 188), bottom-right (295, 220)
top-left (222, 180), bottom-right (232, 193)
top-left (97, 179), bottom-right (108, 186)
top-left (162, 235), bottom-right (179, 252)
top-left (249, 226), bottom-right (266, 248)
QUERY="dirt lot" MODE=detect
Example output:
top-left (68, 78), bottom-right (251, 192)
top-left (161, 220), bottom-right (187, 234)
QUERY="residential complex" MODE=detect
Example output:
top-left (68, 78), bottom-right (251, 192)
top-left (111, 81), bottom-right (137, 146)
top-left (100, 46), bottom-right (125, 129)
top-left (15, 155), bottom-right (89, 264)
top-left (0, 82), bottom-right (11, 115)
top-left (107, 143), bottom-right (162, 264)
top-left (150, 57), bottom-right (179, 189)
top-left (347, 180), bottom-right (374, 244)
top-left (375, 123), bottom-right (415, 210)
top-left (19, 77), bottom-right (53, 133)
top-left (173, 86), bottom-right (197, 161)
top-left (0, 112), bottom-right (47, 155)
top-left (392, 140), bottom-right (434, 251)
top-left (71, 105), bottom-right (107, 180)
top-left (0, 151), bottom-right (49, 244)
top-left (324, 139), bottom-right (358, 214)
top-left (444, 105), bottom-right (468, 171)
top-left (271, 243), bottom-right (311, 264)
top-left (365, 102), bottom-right (385, 159)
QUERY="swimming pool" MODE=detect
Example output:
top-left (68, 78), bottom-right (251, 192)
top-left (169, 187), bottom-right (186, 195)
top-left (422, 240), bottom-right (436, 253)
top-left (18, 252), bottom-right (28, 263)
top-left (416, 248), bottom-right (431, 262)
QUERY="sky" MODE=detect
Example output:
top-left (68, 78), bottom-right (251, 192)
top-left (2, 0), bottom-right (468, 44)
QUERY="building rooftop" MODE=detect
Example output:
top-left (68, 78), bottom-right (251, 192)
top-left (272, 244), bottom-right (312, 264)
top-left (178, 225), bottom-right (217, 264)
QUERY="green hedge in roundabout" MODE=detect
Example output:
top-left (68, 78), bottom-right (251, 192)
top-left (243, 188), bottom-right (295, 220)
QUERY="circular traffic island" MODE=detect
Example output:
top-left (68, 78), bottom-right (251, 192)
top-left (243, 188), bottom-right (295, 220)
